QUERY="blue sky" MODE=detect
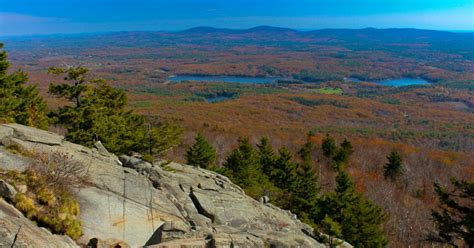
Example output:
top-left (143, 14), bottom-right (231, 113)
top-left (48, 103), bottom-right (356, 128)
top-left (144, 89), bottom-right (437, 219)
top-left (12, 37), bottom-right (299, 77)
top-left (1, 0), bottom-right (473, 36)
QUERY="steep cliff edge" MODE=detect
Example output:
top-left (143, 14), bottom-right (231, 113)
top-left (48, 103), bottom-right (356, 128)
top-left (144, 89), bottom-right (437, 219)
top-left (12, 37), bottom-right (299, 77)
top-left (0, 123), bottom-right (350, 247)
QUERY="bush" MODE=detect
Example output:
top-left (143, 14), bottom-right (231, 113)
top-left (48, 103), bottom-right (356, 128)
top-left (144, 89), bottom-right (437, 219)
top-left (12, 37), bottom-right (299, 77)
top-left (14, 193), bottom-right (38, 219)
top-left (1, 151), bottom-right (88, 240)
top-left (28, 152), bottom-right (89, 191)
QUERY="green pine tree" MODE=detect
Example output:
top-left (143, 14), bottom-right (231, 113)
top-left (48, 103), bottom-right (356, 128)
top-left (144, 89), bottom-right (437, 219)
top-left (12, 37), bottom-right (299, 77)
top-left (293, 141), bottom-right (320, 221)
top-left (271, 147), bottom-right (297, 189)
top-left (48, 66), bottom-right (182, 155)
top-left (332, 148), bottom-right (349, 169)
top-left (292, 160), bottom-right (320, 224)
top-left (267, 147), bottom-right (297, 209)
top-left (224, 137), bottom-right (278, 199)
top-left (432, 178), bottom-right (473, 247)
top-left (257, 137), bottom-right (277, 176)
top-left (330, 139), bottom-right (354, 171)
top-left (224, 138), bottom-right (260, 187)
top-left (298, 140), bottom-right (315, 162)
top-left (340, 138), bottom-right (354, 156)
top-left (185, 133), bottom-right (216, 169)
top-left (48, 66), bottom-right (90, 108)
top-left (142, 121), bottom-right (183, 161)
top-left (383, 151), bottom-right (404, 181)
top-left (319, 215), bottom-right (343, 248)
top-left (322, 134), bottom-right (337, 158)
top-left (315, 170), bottom-right (388, 247)
top-left (0, 43), bottom-right (48, 129)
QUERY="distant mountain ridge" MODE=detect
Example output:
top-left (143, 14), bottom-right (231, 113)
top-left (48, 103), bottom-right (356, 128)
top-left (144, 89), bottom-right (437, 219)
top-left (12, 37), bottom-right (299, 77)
top-left (178, 25), bottom-right (469, 36)
top-left (3, 25), bottom-right (473, 59)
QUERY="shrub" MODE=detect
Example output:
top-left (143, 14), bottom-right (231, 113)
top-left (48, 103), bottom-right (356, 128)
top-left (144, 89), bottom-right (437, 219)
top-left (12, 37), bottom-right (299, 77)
top-left (14, 193), bottom-right (38, 219)
top-left (28, 152), bottom-right (89, 191)
top-left (5, 143), bottom-right (33, 157)
top-left (1, 151), bottom-right (88, 240)
top-left (37, 186), bottom-right (56, 206)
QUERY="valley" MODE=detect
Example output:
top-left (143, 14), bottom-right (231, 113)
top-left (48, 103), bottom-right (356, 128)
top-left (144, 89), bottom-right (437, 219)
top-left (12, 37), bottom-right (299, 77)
top-left (1, 26), bottom-right (473, 247)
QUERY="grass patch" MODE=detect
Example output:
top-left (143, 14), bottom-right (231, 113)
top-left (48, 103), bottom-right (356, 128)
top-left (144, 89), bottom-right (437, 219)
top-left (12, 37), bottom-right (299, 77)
top-left (5, 143), bottom-right (33, 157)
top-left (310, 87), bottom-right (343, 95)
top-left (0, 151), bottom-right (89, 240)
top-left (130, 100), bottom-right (153, 108)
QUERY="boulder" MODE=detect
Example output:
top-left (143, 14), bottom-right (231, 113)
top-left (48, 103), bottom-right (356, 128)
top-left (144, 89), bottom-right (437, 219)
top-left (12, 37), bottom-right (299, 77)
top-left (2, 123), bottom-right (63, 146)
top-left (259, 195), bottom-right (270, 204)
top-left (15, 184), bottom-right (27, 194)
top-left (0, 125), bottom-right (13, 141)
top-left (119, 154), bottom-right (153, 172)
top-left (94, 141), bottom-right (110, 156)
top-left (86, 237), bottom-right (130, 248)
top-left (0, 180), bottom-right (17, 202)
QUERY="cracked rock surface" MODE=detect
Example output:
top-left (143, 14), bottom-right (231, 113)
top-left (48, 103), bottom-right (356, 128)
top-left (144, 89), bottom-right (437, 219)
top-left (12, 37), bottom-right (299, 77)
top-left (0, 124), bottom-right (350, 247)
top-left (0, 199), bottom-right (78, 247)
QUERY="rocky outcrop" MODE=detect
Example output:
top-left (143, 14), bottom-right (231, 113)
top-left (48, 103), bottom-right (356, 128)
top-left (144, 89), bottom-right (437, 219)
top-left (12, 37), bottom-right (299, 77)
top-left (0, 199), bottom-right (79, 247)
top-left (0, 180), bottom-right (17, 202)
top-left (0, 123), bottom-right (350, 247)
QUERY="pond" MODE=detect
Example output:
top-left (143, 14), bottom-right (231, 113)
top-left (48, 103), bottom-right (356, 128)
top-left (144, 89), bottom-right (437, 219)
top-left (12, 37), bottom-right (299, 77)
top-left (345, 77), bottom-right (430, 87)
top-left (170, 75), bottom-right (430, 87)
top-left (168, 75), bottom-right (284, 84)
top-left (376, 78), bottom-right (430, 87)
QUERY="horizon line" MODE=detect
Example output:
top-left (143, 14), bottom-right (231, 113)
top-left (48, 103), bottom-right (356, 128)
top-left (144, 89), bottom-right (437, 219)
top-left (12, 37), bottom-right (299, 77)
top-left (1, 25), bottom-right (473, 39)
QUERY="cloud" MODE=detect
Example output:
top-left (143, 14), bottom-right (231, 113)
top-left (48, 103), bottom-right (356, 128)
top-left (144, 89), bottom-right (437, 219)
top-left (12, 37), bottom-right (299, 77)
top-left (0, 12), bottom-right (64, 24)
top-left (0, 12), bottom-right (70, 36)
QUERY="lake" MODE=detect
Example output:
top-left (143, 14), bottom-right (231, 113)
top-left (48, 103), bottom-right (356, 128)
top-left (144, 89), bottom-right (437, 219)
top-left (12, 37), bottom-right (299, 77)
top-left (170, 75), bottom-right (429, 87)
top-left (376, 78), bottom-right (429, 87)
top-left (168, 75), bottom-right (284, 84)
top-left (345, 77), bottom-right (429, 87)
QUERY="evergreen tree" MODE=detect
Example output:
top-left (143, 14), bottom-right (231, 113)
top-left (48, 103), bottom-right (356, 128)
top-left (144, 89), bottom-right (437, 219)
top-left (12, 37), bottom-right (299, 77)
top-left (334, 170), bottom-right (356, 194)
top-left (265, 147), bottom-right (297, 209)
top-left (315, 170), bottom-right (388, 247)
top-left (48, 66), bottom-right (89, 108)
top-left (271, 147), bottom-right (297, 189)
top-left (49, 71), bottom-right (142, 152)
top-left (319, 215), bottom-right (343, 248)
top-left (432, 178), bottom-right (473, 247)
top-left (322, 134), bottom-right (337, 158)
top-left (331, 139), bottom-right (354, 171)
top-left (332, 148), bottom-right (349, 169)
top-left (383, 151), bottom-right (404, 180)
top-left (224, 138), bottom-right (260, 187)
top-left (185, 133), bottom-right (216, 169)
top-left (257, 137), bottom-right (277, 176)
top-left (292, 141), bottom-right (320, 223)
top-left (0, 43), bottom-right (48, 129)
top-left (48, 66), bottom-right (182, 155)
top-left (340, 138), bottom-right (354, 156)
top-left (292, 161), bottom-right (320, 224)
top-left (223, 138), bottom-right (278, 200)
top-left (298, 140), bottom-right (315, 162)
top-left (142, 122), bottom-right (183, 161)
